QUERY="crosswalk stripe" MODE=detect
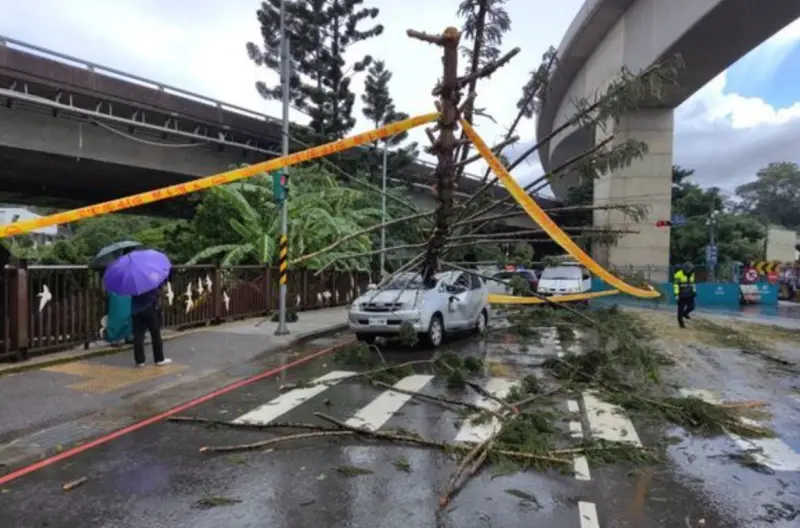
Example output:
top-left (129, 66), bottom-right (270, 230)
top-left (583, 392), bottom-right (642, 446)
top-left (233, 370), bottom-right (356, 425)
top-left (680, 388), bottom-right (800, 471)
top-left (345, 375), bottom-right (434, 431)
top-left (455, 377), bottom-right (518, 444)
top-left (578, 501), bottom-right (600, 528)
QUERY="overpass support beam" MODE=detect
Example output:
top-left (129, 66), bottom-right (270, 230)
top-left (592, 109), bottom-right (673, 282)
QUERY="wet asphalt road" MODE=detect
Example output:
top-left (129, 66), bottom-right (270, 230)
top-left (1, 321), bottom-right (799, 527)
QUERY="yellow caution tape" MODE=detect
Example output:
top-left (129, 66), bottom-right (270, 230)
top-left (0, 113), bottom-right (440, 239)
top-left (488, 290), bottom-right (620, 305)
top-left (461, 119), bottom-right (659, 299)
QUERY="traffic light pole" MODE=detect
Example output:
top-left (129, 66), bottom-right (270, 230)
top-left (276, 0), bottom-right (290, 336)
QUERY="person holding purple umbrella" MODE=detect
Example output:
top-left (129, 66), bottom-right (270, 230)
top-left (104, 249), bottom-right (173, 367)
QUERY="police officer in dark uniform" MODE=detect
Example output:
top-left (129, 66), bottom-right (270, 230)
top-left (673, 262), bottom-right (696, 328)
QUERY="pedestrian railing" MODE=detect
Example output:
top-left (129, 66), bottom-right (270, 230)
top-left (0, 263), bottom-right (371, 363)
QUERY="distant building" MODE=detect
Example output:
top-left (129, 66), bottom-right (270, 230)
top-left (0, 208), bottom-right (58, 246)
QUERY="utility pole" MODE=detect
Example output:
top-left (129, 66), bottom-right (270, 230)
top-left (379, 140), bottom-right (388, 278)
top-left (276, 0), bottom-right (290, 336)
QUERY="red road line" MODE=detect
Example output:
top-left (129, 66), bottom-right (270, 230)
top-left (0, 338), bottom-right (353, 486)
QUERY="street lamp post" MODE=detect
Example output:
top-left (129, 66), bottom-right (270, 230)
top-left (276, 0), bottom-right (290, 335)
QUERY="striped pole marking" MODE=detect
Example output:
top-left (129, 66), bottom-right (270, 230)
top-left (278, 234), bottom-right (288, 286)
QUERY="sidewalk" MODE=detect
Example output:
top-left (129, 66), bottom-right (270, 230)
top-left (0, 307), bottom-right (349, 468)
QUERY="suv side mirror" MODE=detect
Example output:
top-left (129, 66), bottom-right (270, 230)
top-left (367, 283), bottom-right (377, 290)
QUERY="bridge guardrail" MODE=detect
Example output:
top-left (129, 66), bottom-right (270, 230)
top-left (0, 263), bottom-right (370, 363)
top-left (0, 35), bottom-right (281, 124)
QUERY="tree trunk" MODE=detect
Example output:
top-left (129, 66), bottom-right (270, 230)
top-left (422, 27), bottom-right (462, 284)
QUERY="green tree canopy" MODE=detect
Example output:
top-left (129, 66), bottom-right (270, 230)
top-left (247, 0), bottom-right (383, 142)
top-left (734, 161), bottom-right (800, 229)
top-left (670, 165), bottom-right (764, 265)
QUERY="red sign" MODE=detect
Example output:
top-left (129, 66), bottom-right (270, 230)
top-left (767, 271), bottom-right (779, 284)
top-left (743, 268), bottom-right (759, 283)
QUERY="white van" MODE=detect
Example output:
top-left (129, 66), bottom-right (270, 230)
top-left (537, 264), bottom-right (592, 300)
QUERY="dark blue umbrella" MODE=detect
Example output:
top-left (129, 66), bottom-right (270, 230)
top-left (103, 249), bottom-right (171, 296)
top-left (90, 240), bottom-right (142, 269)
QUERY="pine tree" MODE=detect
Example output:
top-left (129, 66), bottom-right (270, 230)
top-left (361, 60), bottom-right (418, 181)
top-left (246, 0), bottom-right (383, 142)
top-left (458, 0), bottom-right (511, 72)
top-left (454, 0), bottom-right (512, 176)
top-left (361, 61), bottom-right (408, 147)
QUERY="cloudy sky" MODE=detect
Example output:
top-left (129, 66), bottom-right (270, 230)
top-left (2, 0), bottom-right (800, 198)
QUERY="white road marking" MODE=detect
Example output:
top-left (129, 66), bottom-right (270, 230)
top-left (345, 375), bottom-right (434, 431)
top-left (578, 501), bottom-right (600, 528)
top-left (233, 370), bottom-right (355, 425)
top-left (569, 421), bottom-right (583, 438)
top-left (567, 399), bottom-right (591, 480)
top-left (680, 388), bottom-right (800, 472)
top-left (573, 454), bottom-right (591, 481)
top-left (583, 392), bottom-right (642, 446)
top-left (455, 377), bottom-right (518, 444)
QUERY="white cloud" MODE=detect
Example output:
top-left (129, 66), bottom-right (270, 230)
top-left (1, 0), bottom-right (799, 196)
top-left (674, 18), bottom-right (800, 191)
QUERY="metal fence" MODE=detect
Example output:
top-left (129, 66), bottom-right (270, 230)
top-left (0, 263), bottom-right (370, 363)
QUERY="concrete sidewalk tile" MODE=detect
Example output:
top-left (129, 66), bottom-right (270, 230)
top-left (0, 307), bottom-right (349, 377)
top-left (44, 361), bottom-right (188, 394)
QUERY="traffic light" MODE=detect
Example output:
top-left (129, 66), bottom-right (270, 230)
top-left (272, 171), bottom-right (289, 202)
top-left (655, 220), bottom-right (672, 228)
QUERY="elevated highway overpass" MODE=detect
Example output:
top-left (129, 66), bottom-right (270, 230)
top-left (0, 36), bottom-right (557, 230)
top-left (537, 0), bottom-right (800, 278)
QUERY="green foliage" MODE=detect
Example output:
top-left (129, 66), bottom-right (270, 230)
top-left (246, 0), bottom-right (383, 141)
top-left (457, 0), bottom-right (512, 70)
top-left (8, 214), bottom-right (178, 265)
top-left (361, 60), bottom-right (409, 147)
top-left (360, 60), bottom-right (418, 186)
top-left (670, 165), bottom-right (765, 264)
top-left (734, 161), bottom-right (800, 230)
top-left (186, 164), bottom-right (382, 270)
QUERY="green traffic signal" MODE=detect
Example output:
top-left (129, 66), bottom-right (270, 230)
top-left (271, 171), bottom-right (288, 201)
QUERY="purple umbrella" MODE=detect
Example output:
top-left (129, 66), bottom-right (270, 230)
top-left (103, 249), bottom-right (172, 296)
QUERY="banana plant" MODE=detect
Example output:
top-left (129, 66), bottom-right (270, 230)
top-left (187, 165), bottom-right (381, 270)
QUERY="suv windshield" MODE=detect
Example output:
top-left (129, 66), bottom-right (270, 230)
top-left (383, 273), bottom-right (431, 290)
top-left (540, 266), bottom-right (582, 280)
top-left (493, 271), bottom-right (535, 280)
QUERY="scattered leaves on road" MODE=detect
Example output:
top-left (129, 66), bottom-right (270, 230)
top-left (336, 465), bottom-right (374, 476)
top-left (504, 488), bottom-right (541, 508)
top-left (193, 496), bottom-right (242, 509)
top-left (393, 456), bottom-right (412, 472)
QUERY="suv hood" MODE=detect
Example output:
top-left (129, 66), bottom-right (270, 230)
top-left (355, 289), bottom-right (420, 308)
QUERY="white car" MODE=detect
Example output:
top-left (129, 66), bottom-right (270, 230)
top-left (347, 270), bottom-right (489, 348)
top-left (537, 264), bottom-right (592, 301)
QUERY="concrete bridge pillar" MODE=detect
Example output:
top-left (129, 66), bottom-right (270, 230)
top-left (592, 109), bottom-right (673, 282)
